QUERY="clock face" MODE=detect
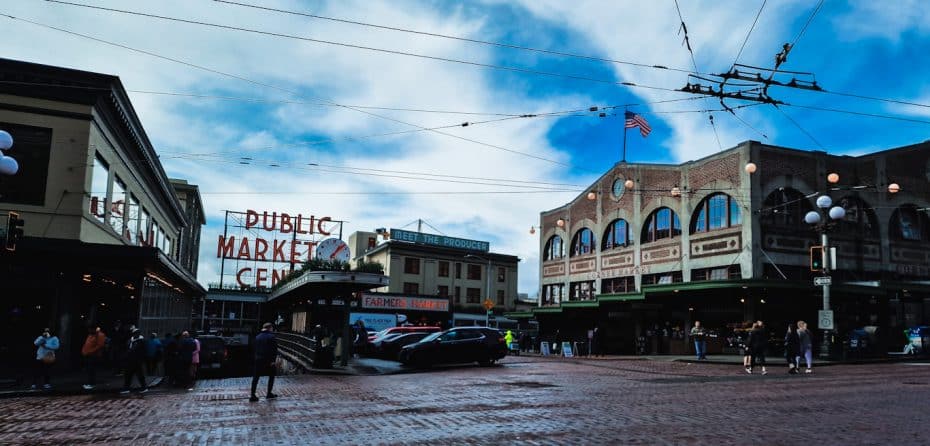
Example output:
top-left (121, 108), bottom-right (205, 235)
top-left (316, 238), bottom-right (351, 262)
top-left (612, 178), bottom-right (625, 199)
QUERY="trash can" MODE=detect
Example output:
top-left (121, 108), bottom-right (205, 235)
top-left (847, 328), bottom-right (869, 357)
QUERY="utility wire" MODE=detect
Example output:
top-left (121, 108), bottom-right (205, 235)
top-left (673, 0), bottom-right (724, 150)
top-left (197, 189), bottom-right (583, 196)
top-left (783, 103), bottom-right (930, 125)
top-left (41, 1), bottom-right (688, 92)
top-left (732, 0), bottom-right (767, 69)
top-left (1, 13), bottom-right (594, 171)
top-left (791, 0), bottom-right (824, 48)
top-left (772, 105), bottom-right (825, 149)
top-left (211, 0), bottom-right (700, 75)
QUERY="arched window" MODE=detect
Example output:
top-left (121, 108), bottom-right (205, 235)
top-left (543, 235), bottom-right (564, 261)
top-left (642, 207), bottom-right (681, 243)
top-left (570, 228), bottom-right (595, 256)
top-left (834, 196), bottom-right (879, 238)
top-left (692, 193), bottom-right (742, 233)
top-left (889, 205), bottom-right (930, 242)
top-left (602, 219), bottom-right (630, 250)
top-left (761, 187), bottom-right (815, 229)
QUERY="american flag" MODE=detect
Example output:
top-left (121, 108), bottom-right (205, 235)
top-left (625, 111), bottom-right (651, 137)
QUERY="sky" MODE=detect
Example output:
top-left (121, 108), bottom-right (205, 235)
top-left (2, 0), bottom-right (929, 296)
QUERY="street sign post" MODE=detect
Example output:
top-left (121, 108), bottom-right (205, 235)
top-left (818, 310), bottom-right (834, 330)
top-left (814, 276), bottom-right (832, 286)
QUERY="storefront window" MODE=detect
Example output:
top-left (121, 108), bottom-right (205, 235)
top-left (643, 207), bottom-right (681, 243)
top-left (602, 219), bottom-right (630, 250)
top-left (127, 194), bottom-right (140, 244)
top-left (570, 228), bottom-right (595, 256)
top-left (90, 154), bottom-right (109, 223)
top-left (109, 176), bottom-right (127, 235)
top-left (544, 235), bottom-right (564, 260)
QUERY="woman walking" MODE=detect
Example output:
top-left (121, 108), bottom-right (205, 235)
top-left (32, 328), bottom-right (60, 390)
top-left (797, 321), bottom-right (813, 374)
top-left (784, 323), bottom-right (800, 374)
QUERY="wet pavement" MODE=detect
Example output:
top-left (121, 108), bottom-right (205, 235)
top-left (1, 357), bottom-right (928, 445)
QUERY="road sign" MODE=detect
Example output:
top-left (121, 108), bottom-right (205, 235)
top-left (814, 276), bottom-right (832, 286)
top-left (483, 299), bottom-right (495, 310)
top-left (818, 310), bottom-right (834, 330)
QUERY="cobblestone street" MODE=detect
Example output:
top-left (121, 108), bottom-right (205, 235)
top-left (1, 357), bottom-right (928, 445)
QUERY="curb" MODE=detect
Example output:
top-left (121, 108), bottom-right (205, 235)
top-left (675, 356), bottom-right (929, 367)
top-left (0, 376), bottom-right (164, 399)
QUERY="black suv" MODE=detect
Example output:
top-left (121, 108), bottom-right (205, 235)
top-left (398, 327), bottom-right (507, 367)
top-left (196, 335), bottom-right (228, 372)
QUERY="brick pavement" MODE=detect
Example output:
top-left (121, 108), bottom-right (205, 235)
top-left (0, 357), bottom-right (928, 445)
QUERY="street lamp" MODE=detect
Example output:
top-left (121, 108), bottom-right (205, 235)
top-left (0, 130), bottom-right (18, 176)
top-left (804, 193), bottom-right (846, 359)
top-left (465, 254), bottom-right (492, 327)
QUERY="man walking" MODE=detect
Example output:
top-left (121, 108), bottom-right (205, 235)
top-left (250, 323), bottom-right (278, 402)
top-left (690, 321), bottom-right (707, 360)
top-left (121, 329), bottom-right (148, 394)
top-left (747, 321), bottom-right (768, 375)
top-left (81, 326), bottom-right (106, 390)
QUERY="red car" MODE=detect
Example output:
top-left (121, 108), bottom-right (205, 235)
top-left (369, 326), bottom-right (441, 342)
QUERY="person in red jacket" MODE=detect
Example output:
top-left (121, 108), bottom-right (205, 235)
top-left (81, 326), bottom-right (107, 390)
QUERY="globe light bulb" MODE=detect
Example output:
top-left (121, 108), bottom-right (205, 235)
top-left (827, 173), bottom-right (840, 184)
top-left (816, 195), bottom-right (833, 209)
top-left (804, 211), bottom-right (822, 225)
top-left (744, 162), bottom-right (757, 174)
top-left (624, 179), bottom-right (634, 190)
top-left (888, 183), bottom-right (900, 194)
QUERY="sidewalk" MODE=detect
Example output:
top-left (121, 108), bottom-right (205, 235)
top-left (0, 368), bottom-right (163, 399)
top-left (515, 351), bottom-right (927, 367)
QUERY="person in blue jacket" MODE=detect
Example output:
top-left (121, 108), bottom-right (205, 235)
top-left (250, 323), bottom-right (278, 402)
top-left (32, 327), bottom-right (60, 390)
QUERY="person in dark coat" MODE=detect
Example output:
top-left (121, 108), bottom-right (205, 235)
top-left (746, 321), bottom-right (768, 375)
top-left (177, 331), bottom-right (196, 389)
top-left (120, 329), bottom-right (148, 393)
top-left (250, 323), bottom-right (278, 402)
top-left (784, 323), bottom-right (801, 374)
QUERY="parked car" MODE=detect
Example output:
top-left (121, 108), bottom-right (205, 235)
top-left (374, 332), bottom-right (431, 360)
top-left (368, 326), bottom-right (441, 342)
top-left (398, 327), bottom-right (507, 367)
top-left (196, 335), bottom-right (228, 372)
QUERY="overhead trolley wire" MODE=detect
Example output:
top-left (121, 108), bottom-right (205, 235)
top-left (210, 0), bottom-right (701, 76)
top-left (1, 12), bottom-right (595, 172)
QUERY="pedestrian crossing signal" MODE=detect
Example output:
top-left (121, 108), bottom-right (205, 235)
top-left (810, 245), bottom-right (823, 272)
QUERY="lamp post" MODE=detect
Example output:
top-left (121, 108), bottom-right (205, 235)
top-left (465, 254), bottom-right (492, 327)
top-left (0, 130), bottom-right (18, 176)
top-left (804, 194), bottom-right (846, 359)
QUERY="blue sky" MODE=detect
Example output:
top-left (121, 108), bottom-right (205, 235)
top-left (2, 1), bottom-right (929, 295)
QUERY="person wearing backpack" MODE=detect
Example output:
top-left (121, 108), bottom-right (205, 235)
top-left (120, 329), bottom-right (149, 394)
top-left (32, 327), bottom-right (60, 390)
top-left (746, 321), bottom-right (768, 375)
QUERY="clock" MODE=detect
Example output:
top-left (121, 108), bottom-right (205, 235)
top-left (316, 238), bottom-right (351, 262)
top-left (612, 178), bottom-right (626, 199)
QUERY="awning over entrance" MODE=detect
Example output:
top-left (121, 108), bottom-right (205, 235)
top-left (15, 237), bottom-right (204, 295)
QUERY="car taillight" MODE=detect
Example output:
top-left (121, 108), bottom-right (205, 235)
top-left (498, 337), bottom-right (505, 343)
top-left (223, 348), bottom-right (228, 360)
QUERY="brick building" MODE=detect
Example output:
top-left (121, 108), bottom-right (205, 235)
top-left (517, 140), bottom-right (930, 355)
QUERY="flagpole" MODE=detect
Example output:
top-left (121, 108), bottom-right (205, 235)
top-left (622, 108), bottom-right (628, 163)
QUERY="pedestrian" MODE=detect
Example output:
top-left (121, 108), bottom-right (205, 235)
top-left (189, 334), bottom-right (201, 389)
top-left (784, 323), bottom-right (800, 374)
top-left (505, 329), bottom-right (514, 352)
top-left (146, 332), bottom-right (163, 376)
top-left (81, 326), bottom-right (107, 390)
top-left (178, 331), bottom-right (196, 389)
top-left (740, 322), bottom-right (752, 371)
top-left (797, 320), bottom-right (814, 374)
top-left (690, 321), bottom-right (707, 360)
top-left (746, 320), bottom-right (768, 375)
top-left (32, 327), bottom-right (60, 390)
top-left (352, 320), bottom-right (369, 357)
top-left (121, 329), bottom-right (148, 394)
top-left (250, 322), bottom-right (278, 402)
top-left (163, 333), bottom-right (177, 385)
top-left (519, 331), bottom-right (529, 353)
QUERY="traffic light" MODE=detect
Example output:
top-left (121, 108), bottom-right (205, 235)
top-left (810, 245), bottom-right (823, 272)
top-left (5, 211), bottom-right (24, 252)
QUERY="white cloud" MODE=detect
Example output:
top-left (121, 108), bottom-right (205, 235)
top-left (832, 0), bottom-right (930, 43)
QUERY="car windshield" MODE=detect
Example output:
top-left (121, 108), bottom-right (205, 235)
top-left (373, 328), bottom-right (393, 338)
top-left (420, 332), bottom-right (442, 343)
